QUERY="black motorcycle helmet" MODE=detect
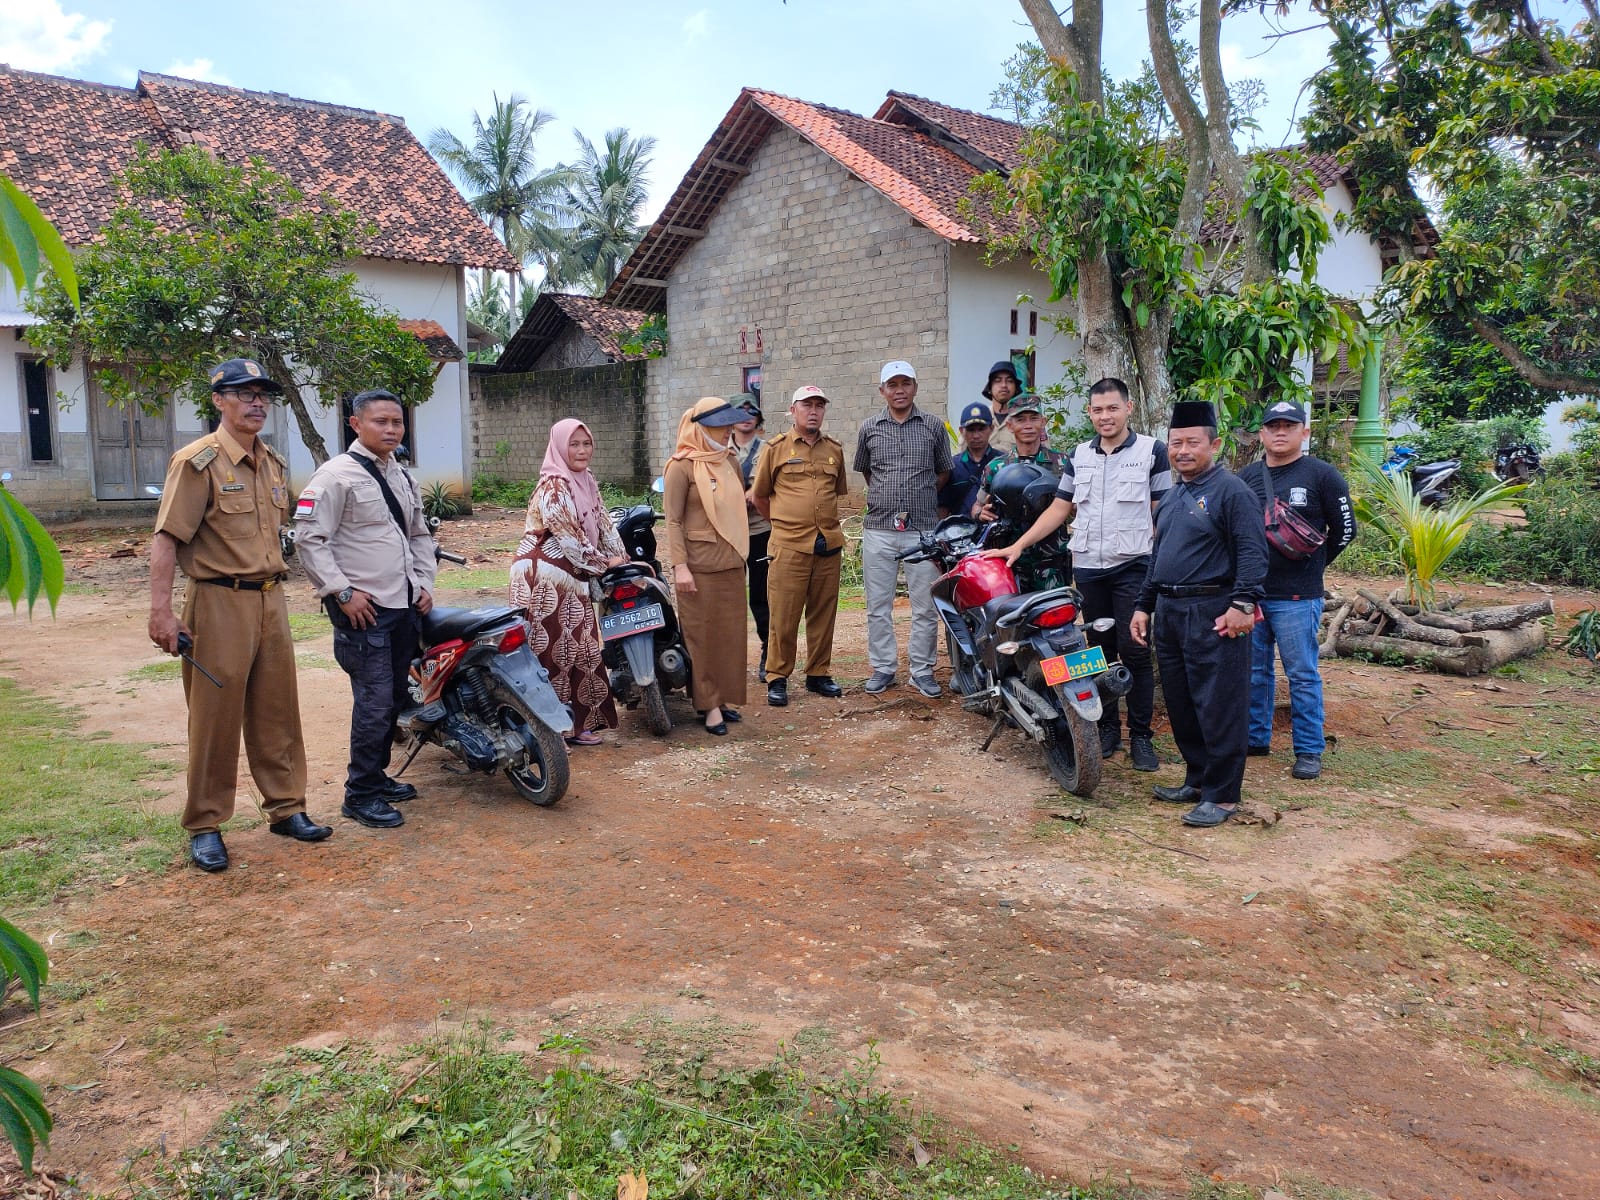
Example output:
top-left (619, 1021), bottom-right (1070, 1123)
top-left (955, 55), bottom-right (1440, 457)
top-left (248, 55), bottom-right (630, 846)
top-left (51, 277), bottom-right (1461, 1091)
top-left (987, 461), bottom-right (1057, 521)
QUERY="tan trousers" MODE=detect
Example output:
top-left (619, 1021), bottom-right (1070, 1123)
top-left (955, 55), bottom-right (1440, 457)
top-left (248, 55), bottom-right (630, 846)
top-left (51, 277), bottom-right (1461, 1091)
top-left (179, 582), bottom-right (308, 832)
top-left (763, 546), bottom-right (842, 680)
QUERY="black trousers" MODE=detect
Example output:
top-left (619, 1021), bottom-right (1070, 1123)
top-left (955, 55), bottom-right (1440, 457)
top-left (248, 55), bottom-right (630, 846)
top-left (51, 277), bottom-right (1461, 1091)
top-left (1153, 593), bottom-right (1250, 806)
top-left (331, 605), bottom-right (418, 803)
top-left (1077, 558), bottom-right (1154, 738)
top-left (747, 529), bottom-right (771, 646)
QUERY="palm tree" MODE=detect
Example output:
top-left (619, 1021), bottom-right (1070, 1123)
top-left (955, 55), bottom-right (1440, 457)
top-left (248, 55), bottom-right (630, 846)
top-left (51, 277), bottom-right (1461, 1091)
top-left (427, 94), bottom-right (574, 312)
top-left (559, 127), bottom-right (657, 294)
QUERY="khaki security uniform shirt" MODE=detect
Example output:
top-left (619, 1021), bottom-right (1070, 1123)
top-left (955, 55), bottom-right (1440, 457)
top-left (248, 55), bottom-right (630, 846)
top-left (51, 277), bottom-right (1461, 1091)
top-left (293, 443), bottom-right (437, 609)
top-left (153, 426), bottom-right (290, 580)
top-left (752, 430), bottom-right (848, 555)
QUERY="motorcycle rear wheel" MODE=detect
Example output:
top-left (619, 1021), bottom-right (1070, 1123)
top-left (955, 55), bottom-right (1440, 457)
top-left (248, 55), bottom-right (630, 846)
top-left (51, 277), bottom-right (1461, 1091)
top-left (496, 698), bottom-right (570, 807)
top-left (1028, 664), bottom-right (1102, 797)
top-left (639, 680), bottom-right (672, 736)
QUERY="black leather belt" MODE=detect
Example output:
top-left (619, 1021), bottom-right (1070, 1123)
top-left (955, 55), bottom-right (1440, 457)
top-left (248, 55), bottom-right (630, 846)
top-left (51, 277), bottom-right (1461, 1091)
top-left (199, 575), bottom-right (287, 591)
top-left (1156, 583), bottom-right (1226, 597)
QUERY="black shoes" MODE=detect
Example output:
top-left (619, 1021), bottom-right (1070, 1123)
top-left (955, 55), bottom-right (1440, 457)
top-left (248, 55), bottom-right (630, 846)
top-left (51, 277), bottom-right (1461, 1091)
top-left (1182, 801), bottom-right (1238, 827)
top-left (268, 812), bottom-right (333, 842)
top-left (189, 831), bottom-right (229, 872)
top-left (768, 678), bottom-right (789, 707)
top-left (805, 675), bottom-right (843, 698)
top-left (1152, 783), bottom-right (1202, 804)
top-left (382, 777), bottom-right (418, 802)
top-left (342, 797), bottom-right (405, 828)
top-left (1293, 753), bottom-right (1323, 780)
top-left (1129, 736), bottom-right (1160, 772)
top-left (1099, 724), bottom-right (1121, 757)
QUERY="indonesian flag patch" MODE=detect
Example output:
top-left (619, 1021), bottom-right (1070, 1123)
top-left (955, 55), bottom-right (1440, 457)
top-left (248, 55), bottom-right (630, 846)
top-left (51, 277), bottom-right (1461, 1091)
top-left (295, 488), bottom-right (319, 519)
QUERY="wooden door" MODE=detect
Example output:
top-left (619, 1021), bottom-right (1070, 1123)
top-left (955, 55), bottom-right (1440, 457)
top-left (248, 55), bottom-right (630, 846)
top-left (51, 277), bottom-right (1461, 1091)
top-left (88, 367), bottom-right (173, 500)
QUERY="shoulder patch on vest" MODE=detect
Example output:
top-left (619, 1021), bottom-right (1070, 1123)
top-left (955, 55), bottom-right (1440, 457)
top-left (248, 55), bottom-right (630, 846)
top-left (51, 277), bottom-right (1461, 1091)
top-left (189, 445), bottom-right (218, 471)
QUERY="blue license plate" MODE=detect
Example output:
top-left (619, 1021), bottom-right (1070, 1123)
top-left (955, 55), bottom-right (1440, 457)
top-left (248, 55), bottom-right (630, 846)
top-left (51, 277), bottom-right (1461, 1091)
top-left (600, 603), bottom-right (665, 641)
top-left (1040, 645), bottom-right (1107, 685)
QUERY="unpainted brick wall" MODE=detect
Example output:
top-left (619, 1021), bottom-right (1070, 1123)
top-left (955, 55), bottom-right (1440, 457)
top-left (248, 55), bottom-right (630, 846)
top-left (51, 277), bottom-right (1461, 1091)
top-left (470, 361), bottom-right (652, 490)
top-left (648, 125), bottom-right (951, 469)
top-left (0, 431), bottom-right (99, 520)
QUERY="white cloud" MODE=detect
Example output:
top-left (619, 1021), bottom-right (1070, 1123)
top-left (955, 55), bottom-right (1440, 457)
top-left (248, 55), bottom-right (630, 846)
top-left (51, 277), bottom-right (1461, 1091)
top-left (682, 8), bottom-right (709, 42)
top-left (161, 57), bottom-right (232, 85)
top-left (0, 0), bottom-right (112, 73)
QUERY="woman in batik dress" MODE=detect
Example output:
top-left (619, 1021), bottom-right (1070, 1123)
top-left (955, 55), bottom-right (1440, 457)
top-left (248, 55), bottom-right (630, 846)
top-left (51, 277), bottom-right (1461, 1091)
top-left (509, 419), bottom-right (628, 745)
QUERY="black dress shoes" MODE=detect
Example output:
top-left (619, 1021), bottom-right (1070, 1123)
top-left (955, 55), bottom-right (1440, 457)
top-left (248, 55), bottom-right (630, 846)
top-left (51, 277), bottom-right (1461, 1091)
top-left (768, 678), bottom-right (789, 706)
top-left (382, 777), bottom-right (418, 802)
top-left (1152, 783), bottom-right (1202, 804)
top-left (268, 812), bottom-right (333, 842)
top-left (805, 675), bottom-right (843, 698)
top-left (1099, 724), bottom-right (1122, 757)
top-left (341, 797), bottom-right (405, 828)
top-left (189, 831), bottom-right (229, 872)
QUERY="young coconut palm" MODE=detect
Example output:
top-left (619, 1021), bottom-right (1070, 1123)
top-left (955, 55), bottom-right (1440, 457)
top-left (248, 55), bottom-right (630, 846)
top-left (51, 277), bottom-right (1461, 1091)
top-left (1353, 452), bottom-right (1524, 609)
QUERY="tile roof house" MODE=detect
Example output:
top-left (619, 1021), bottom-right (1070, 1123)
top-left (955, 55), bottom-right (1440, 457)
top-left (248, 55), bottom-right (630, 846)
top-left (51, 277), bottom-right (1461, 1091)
top-left (0, 64), bottom-right (514, 515)
top-left (597, 87), bottom-right (1417, 468)
top-left (496, 293), bottom-right (654, 373)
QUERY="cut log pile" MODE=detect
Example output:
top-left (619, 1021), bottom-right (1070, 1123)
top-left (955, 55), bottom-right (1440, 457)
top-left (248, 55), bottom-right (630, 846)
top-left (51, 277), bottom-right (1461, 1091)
top-left (1318, 590), bottom-right (1552, 676)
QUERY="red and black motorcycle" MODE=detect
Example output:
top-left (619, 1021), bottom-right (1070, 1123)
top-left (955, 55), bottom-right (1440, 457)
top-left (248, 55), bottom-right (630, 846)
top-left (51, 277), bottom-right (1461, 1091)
top-left (396, 548), bottom-right (571, 805)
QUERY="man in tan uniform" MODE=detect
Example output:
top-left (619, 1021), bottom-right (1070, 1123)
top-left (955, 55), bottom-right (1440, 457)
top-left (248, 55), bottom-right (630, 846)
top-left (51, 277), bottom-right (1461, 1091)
top-left (752, 385), bottom-right (848, 706)
top-left (294, 389), bottom-right (437, 830)
top-left (149, 357), bottom-right (328, 872)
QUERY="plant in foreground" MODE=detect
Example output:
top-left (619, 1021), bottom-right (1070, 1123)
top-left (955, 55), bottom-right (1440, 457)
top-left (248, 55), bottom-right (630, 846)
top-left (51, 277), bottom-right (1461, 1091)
top-left (0, 917), bottom-right (51, 1174)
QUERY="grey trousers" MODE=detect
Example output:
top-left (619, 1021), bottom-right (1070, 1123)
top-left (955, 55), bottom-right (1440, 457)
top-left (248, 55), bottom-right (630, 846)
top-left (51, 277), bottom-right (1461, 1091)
top-left (861, 527), bottom-right (940, 676)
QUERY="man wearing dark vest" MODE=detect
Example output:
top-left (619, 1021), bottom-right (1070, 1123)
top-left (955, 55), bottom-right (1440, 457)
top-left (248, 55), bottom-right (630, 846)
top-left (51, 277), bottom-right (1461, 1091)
top-left (1130, 400), bottom-right (1268, 828)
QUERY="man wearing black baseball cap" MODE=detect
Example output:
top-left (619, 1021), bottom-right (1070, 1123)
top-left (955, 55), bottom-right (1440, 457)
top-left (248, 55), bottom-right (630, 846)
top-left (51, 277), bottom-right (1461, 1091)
top-left (149, 357), bottom-right (326, 871)
top-left (982, 361), bottom-right (1021, 425)
top-left (937, 401), bottom-right (1000, 519)
top-left (1236, 399), bottom-right (1356, 781)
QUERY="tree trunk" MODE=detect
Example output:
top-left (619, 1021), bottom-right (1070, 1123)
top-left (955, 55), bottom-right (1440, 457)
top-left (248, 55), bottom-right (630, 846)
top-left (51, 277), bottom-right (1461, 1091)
top-left (261, 347), bottom-right (330, 466)
top-left (1411, 599), bottom-right (1554, 631)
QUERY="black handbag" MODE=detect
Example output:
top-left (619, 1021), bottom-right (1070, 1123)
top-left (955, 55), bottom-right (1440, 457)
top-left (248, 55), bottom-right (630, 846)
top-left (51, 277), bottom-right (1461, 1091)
top-left (1261, 466), bottom-right (1326, 561)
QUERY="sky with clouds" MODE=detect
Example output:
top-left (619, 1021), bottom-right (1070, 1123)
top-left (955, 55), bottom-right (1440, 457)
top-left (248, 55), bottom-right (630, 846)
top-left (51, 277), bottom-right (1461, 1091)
top-left (1, 0), bottom-right (1342, 222)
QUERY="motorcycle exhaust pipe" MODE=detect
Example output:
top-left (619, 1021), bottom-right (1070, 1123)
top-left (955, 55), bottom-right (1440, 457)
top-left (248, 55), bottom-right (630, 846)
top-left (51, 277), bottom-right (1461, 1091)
top-left (1095, 662), bottom-right (1134, 699)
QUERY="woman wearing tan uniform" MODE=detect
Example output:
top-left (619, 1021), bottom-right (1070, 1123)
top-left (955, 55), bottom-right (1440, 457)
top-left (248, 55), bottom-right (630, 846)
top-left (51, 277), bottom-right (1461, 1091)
top-left (663, 396), bottom-right (750, 735)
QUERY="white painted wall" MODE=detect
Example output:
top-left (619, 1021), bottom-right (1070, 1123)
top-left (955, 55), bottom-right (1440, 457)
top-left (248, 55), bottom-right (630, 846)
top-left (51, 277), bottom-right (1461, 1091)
top-left (946, 242), bottom-right (1081, 428)
top-left (1310, 181), bottom-right (1386, 304)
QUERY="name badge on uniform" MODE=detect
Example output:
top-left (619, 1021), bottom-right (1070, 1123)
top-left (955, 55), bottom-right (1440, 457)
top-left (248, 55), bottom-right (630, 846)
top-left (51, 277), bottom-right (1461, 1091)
top-left (785, 457), bottom-right (804, 465)
top-left (221, 482), bottom-right (246, 493)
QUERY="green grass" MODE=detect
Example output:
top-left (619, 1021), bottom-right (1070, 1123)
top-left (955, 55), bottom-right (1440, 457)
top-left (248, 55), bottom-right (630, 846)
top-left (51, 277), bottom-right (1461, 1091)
top-left (288, 612), bottom-right (329, 641)
top-left (435, 566), bottom-right (510, 592)
top-left (0, 677), bottom-right (178, 906)
top-left (123, 1023), bottom-right (1124, 1200)
top-left (128, 659), bottom-right (182, 682)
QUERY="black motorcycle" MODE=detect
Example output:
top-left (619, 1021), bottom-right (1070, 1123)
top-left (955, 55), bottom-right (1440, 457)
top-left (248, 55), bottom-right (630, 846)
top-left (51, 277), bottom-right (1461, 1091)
top-left (900, 472), bottom-right (1131, 797)
top-left (598, 501), bottom-right (692, 736)
top-left (1494, 442), bottom-right (1543, 484)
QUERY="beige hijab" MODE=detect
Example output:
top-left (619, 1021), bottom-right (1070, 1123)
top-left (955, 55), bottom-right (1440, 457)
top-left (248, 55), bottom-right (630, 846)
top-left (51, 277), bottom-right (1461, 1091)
top-left (669, 396), bottom-right (749, 559)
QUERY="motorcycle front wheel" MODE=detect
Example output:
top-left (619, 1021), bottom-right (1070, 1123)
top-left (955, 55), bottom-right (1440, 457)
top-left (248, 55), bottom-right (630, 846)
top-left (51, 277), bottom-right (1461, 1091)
top-left (945, 626), bottom-right (980, 695)
top-left (1028, 664), bottom-right (1102, 797)
top-left (496, 697), bottom-right (570, 807)
top-left (639, 679), bottom-right (671, 736)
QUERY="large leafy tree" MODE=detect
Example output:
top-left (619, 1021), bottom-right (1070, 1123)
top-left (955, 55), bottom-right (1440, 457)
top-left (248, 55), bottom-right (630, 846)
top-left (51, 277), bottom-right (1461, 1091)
top-left (428, 95), bottom-right (575, 312)
top-left (979, 0), bottom-right (1360, 432)
top-left (557, 127), bottom-right (657, 294)
top-left (1299, 0), bottom-right (1600, 398)
top-left (27, 147), bottom-right (436, 466)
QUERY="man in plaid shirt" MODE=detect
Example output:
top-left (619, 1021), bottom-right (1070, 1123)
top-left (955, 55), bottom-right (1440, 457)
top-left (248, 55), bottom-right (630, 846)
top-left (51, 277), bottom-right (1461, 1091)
top-left (853, 360), bottom-right (953, 697)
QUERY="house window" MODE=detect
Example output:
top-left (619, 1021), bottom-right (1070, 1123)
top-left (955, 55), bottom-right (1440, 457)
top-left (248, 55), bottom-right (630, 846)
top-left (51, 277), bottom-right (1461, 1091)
top-left (741, 365), bottom-right (762, 402)
top-left (1029, 311), bottom-right (1038, 337)
top-left (19, 356), bottom-right (55, 463)
top-left (1010, 350), bottom-right (1036, 394)
top-left (1009, 309), bottom-right (1018, 335)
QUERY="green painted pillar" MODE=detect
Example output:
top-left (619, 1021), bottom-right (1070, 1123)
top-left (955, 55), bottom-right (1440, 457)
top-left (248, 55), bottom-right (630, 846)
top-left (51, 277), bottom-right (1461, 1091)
top-left (1351, 331), bottom-right (1386, 466)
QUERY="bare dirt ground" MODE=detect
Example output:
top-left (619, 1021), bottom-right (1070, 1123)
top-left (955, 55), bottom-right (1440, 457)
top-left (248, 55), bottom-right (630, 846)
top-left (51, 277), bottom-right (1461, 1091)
top-left (3, 508), bottom-right (1599, 1199)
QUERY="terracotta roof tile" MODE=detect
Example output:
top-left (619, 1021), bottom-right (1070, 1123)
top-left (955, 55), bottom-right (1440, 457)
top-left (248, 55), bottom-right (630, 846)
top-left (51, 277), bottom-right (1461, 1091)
top-left (497, 293), bottom-right (653, 372)
top-left (875, 91), bottom-right (1025, 172)
top-left (397, 318), bottom-right (464, 362)
top-left (0, 64), bottom-right (516, 271)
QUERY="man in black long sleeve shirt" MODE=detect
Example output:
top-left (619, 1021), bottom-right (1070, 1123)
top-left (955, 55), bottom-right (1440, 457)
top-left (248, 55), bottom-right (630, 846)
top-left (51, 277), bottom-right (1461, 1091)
top-left (1235, 399), bottom-right (1357, 780)
top-left (1131, 402), bottom-right (1268, 827)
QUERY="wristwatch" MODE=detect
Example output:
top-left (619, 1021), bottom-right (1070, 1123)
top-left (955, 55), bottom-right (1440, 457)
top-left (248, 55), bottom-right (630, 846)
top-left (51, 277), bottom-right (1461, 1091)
top-left (336, 587), bottom-right (354, 605)
top-left (1229, 599), bottom-right (1257, 616)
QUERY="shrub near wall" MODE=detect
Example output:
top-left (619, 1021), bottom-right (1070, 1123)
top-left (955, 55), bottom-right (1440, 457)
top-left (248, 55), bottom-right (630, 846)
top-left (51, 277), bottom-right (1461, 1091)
top-left (1450, 462), bottom-right (1600, 587)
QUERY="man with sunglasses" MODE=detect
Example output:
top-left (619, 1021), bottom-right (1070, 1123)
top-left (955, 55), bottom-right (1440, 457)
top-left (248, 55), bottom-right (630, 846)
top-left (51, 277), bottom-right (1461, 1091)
top-left (149, 357), bottom-right (329, 872)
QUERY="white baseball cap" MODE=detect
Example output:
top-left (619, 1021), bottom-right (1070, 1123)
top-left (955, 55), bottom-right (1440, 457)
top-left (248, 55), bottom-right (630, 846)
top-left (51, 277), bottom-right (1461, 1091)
top-left (880, 360), bottom-right (917, 384)
top-left (791, 384), bottom-right (829, 405)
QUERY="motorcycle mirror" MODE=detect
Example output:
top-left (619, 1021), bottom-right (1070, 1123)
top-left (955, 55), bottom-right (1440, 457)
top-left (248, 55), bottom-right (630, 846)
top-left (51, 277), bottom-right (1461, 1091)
top-left (1089, 617), bottom-right (1116, 632)
top-left (651, 476), bottom-right (666, 495)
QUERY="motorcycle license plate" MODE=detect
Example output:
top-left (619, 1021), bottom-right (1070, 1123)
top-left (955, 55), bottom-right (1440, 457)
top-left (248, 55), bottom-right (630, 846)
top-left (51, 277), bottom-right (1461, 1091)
top-left (1040, 645), bottom-right (1107, 685)
top-left (600, 602), bottom-right (665, 641)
